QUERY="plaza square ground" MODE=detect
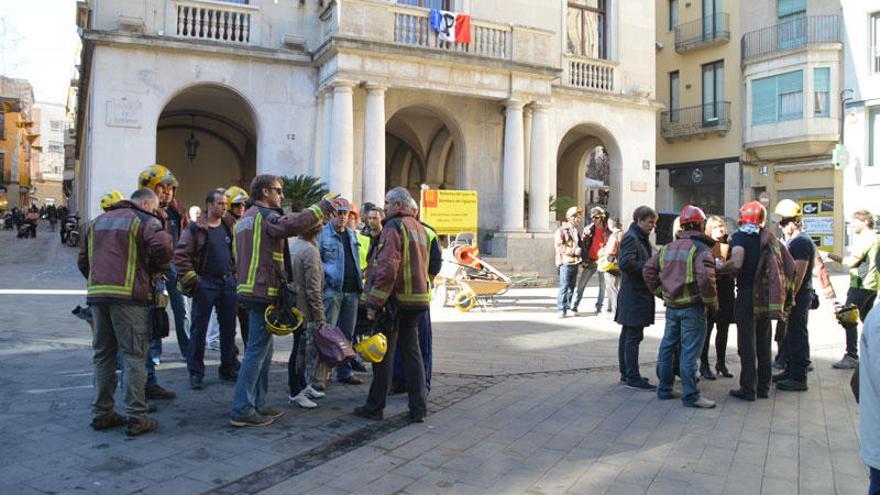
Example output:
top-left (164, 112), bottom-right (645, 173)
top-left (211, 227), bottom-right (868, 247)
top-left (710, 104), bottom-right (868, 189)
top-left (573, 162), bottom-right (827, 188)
top-left (0, 225), bottom-right (868, 494)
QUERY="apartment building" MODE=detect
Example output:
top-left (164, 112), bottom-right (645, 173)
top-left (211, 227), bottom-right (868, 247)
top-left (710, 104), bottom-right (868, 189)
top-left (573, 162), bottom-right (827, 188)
top-left (0, 77), bottom-right (38, 210)
top-left (655, 0), bottom-right (742, 220)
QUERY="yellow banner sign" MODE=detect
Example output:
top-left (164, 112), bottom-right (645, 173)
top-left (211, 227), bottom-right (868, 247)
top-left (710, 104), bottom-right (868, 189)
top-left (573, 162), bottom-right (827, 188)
top-left (419, 189), bottom-right (478, 236)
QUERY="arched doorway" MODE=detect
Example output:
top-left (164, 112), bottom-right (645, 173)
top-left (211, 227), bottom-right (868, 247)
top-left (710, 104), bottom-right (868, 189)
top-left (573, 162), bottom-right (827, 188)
top-left (385, 106), bottom-right (461, 199)
top-left (156, 85), bottom-right (257, 209)
top-left (556, 125), bottom-right (618, 222)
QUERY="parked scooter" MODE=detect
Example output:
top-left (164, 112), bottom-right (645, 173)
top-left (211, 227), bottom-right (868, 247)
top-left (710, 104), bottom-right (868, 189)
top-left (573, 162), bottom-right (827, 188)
top-left (65, 214), bottom-right (81, 247)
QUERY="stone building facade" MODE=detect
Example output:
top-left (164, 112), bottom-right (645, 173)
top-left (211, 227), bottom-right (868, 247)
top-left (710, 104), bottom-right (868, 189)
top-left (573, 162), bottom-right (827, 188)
top-left (73, 0), bottom-right (658, 268)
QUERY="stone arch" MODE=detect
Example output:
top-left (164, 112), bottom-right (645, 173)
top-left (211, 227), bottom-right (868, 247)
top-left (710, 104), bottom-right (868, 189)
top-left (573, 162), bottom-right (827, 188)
top-left (155, 84), bottom-right (258, 209)
top-left (385, 104), bottom-right (465, 197)
top-left (555, 122), bottom-right (623, 222)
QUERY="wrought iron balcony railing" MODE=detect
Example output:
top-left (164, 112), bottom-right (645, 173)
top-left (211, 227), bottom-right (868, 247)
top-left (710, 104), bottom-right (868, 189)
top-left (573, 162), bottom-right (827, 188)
top-left (661, 102), bottom-right (731, 139)
top-left (675, 13), bottom-right (730, 53)
top-left (741, 15), bottom-right (841, 63)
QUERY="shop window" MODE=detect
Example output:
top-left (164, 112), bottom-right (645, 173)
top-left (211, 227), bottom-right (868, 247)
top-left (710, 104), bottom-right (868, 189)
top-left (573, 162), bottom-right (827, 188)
top-left (752, 70), bottom-right (803, 125)
top-left (567, 0), bottom-right (607, 60)
top-left (813, 67), bottom-right (830, 117)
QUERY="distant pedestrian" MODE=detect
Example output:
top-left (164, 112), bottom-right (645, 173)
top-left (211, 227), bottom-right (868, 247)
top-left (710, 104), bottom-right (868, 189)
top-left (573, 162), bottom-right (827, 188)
top-left (599, 216), bottom-right (622, 316)
top-left (644, 205), bottom-right (717, 408)
top-left (354, 187), bottom-right (429, 423)
top-left (615, 205), bottom-right (658, 390)
top-left (78, 188), bottom-right (172, 436)
top-left (554, 207), bottom-right (583, 318)
top-left (573, 206), bottom-right (610, 314)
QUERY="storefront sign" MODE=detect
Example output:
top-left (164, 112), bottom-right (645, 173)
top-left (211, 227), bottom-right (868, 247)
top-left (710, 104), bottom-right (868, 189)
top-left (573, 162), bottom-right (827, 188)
top-left (800, 197), bottom-right (834, 252)
top-left (419, 189), bottom-right (478, 235)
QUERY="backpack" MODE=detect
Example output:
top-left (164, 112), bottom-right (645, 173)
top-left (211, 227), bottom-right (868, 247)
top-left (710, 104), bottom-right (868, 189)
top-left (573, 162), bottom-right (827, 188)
top-left (315, 325), bottom-right (356, 367)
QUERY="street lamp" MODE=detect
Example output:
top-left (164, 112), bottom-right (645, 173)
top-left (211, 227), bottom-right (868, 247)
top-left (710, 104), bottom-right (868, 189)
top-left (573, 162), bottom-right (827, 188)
top-left (185, 115), bottom-right (200, 162)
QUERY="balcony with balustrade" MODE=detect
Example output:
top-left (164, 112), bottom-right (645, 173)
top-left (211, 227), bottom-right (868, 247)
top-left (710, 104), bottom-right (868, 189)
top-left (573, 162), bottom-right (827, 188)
top-left (562, 56), bottom-right (616, 93)
top-left (741, 15), bottom-right (841, 64)
top-left (171, 0), bottom-right (259, 45)
top-left (674, 14), bottom-right (730, 53)
top-left (660, 102), bottom-right (731, 141)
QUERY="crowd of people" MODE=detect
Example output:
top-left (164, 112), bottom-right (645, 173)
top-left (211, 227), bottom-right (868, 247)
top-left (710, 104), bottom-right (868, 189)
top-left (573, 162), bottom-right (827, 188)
top-left (555, 200), bottom-right (879, 410)
top-left (78, 164), bottom-right (440, 436)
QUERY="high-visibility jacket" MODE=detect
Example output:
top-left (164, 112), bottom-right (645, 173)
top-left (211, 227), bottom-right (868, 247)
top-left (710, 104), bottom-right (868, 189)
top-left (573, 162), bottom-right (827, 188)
top-left (643, 231), bottom-right (718, 311)
top-left (78, 201), bottom-right (172, 305)
top-left (234, 200), bottom-right (332, 303)
top-left (363, 212), bottom-right (431, 311)
top-left (357, 231), bottom-right (371, 272)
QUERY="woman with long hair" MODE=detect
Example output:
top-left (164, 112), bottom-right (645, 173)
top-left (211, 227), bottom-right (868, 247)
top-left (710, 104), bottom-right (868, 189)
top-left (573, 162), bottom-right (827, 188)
top-left (701, 216), bottom-right (736, 379)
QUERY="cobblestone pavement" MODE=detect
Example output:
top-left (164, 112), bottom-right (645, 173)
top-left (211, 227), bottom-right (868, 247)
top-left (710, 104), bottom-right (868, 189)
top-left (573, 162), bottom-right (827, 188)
top-left (0, 225), bottom-right (868, 494)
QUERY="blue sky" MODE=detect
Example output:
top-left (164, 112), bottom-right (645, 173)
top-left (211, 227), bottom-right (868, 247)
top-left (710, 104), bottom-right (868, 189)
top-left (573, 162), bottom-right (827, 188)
top-left (1, 0), bottom-right (79, 104)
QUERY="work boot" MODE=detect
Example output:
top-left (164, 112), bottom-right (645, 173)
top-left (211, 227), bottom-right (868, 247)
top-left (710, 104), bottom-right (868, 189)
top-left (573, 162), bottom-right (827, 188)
top-left (90, 411), bottom-right (127, 431)
top-left (145, 384), bottom-right (177, 400)
top-left (189, 375), bottom-right (205, 390)
top-left (230, 414), bottom-right (274, 427)
top-left (772, 371), bottom-right (790, 383)
top-left (256, 407), bottom-right (284, 419)
top-left (353, 406), bottom-right (383, 421)
top-left (729, 388), bottom-right (755, 401)
top-left (125, 416), bottom-right (158, 436)
top-left (776, 379), bottom-right (808, 391)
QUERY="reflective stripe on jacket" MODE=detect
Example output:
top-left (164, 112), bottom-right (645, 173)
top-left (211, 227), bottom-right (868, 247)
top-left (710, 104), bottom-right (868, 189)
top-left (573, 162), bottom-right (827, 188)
top-left (753, 228), bottom-right (796, 320)
top-left (173, 213), bottom-right (236, 293)
top-left (234, 200), bottom-right (332, 303)
top-left (643, 231), bottom-right (718, 311)
top-left (77, 201), bottom-right (172, 305)
top-left (363, 212), bottom-right (431, 311)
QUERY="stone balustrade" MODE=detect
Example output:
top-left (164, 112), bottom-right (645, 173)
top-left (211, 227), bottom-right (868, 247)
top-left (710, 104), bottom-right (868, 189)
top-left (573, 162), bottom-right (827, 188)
top-left (173, 0), bottom-right (257, 44)
top-left (391, 5), bottom-right (511, 60)
top-left (563, 56), bottom-right (615, 92)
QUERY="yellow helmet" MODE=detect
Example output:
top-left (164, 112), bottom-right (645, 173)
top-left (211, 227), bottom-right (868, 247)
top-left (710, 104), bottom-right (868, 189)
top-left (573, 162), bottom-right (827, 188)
top-left (354, 333), bottom-right (387, 363)
top-left (836, 304), bottom-right (859, 325)
top-left (264, 304), bottom-right (304, 336)
top-left (138, 164), bottom-right (179, 191)
top-left (774, 199), bottom-right (802, 220)
top-left (225, 186), bottom-right (249, 205)
top-left (99, 189), bottom-right (125, 211)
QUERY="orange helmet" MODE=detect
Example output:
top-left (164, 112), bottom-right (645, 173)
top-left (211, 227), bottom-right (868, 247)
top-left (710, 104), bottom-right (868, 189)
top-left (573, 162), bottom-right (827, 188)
top-left (739, 201), bottom-right (766, 226)
top-left (679, 205), bottom-right (707, 226)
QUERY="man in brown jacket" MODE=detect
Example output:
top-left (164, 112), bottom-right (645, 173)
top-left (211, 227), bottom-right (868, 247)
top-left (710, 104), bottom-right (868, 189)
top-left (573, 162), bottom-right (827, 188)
top-left (354, 187), bottom-right (429, 423)
top-left (229, 175), bottom-right (336, 427)
top-left (174, 188), bottom-right (238, 389)
top-left (643, 205), bottom-right (718, 409)
top-left (78, 188), bottom-right (172, 436)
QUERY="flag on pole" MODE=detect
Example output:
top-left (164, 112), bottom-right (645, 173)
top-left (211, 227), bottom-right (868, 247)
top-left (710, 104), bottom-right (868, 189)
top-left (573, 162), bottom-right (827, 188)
top-left (429, 9), bottom-right (471, 44)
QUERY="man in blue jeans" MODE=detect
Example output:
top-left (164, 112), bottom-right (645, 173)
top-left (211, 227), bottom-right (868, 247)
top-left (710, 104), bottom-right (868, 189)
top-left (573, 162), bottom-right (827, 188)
top-left (643, 205), bottom-right (718, 409)
top-left (317, 197), bottom-right (364, 386)
top-left (229, 175), bottom-right (335, 427)
top-left (554, 207), bottom-right (583, 318)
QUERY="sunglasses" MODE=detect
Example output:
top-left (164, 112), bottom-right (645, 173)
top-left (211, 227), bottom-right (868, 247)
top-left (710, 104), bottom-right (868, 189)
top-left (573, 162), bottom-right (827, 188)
top-left (267, 187), bottom-right (283, 194)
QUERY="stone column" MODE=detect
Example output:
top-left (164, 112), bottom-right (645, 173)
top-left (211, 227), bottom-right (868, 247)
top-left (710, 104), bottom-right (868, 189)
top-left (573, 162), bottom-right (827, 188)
top-left (523, 107), bottom-right (533, 194)
top-left (320, 88), bottom-right (334, 186)
top-left (327, 81), bottom-right (355, 198)
top-left (362, 83), bottom-right (386, 206)
top-left (501, 100), bottom-right (525, 232)
top-left (312, 92), bottom-right (325, 179)
top-left (528, 103), bottom-right (551, 233)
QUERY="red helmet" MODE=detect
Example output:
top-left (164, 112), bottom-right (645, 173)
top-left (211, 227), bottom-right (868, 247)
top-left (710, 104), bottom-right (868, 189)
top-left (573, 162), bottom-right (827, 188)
top-left (738, 201), bottom-right (766, 226)
top-left (679, 205), bottom-right (707, 226)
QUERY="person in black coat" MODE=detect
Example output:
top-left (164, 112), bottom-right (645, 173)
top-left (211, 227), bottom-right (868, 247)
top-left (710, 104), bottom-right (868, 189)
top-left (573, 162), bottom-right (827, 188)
top-left (615, 206), bottom-right (658, 390)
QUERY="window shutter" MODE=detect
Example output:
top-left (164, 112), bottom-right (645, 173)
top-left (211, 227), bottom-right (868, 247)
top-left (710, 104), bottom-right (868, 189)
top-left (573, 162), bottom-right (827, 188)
top-left (777, 70), bottom-right (803, 94)
top-left (777, 0), bottom-right (806, 18)
top-left (752, 76), bottom-right (777, 125)
top-left (813, 67), bottom-right (829, 92)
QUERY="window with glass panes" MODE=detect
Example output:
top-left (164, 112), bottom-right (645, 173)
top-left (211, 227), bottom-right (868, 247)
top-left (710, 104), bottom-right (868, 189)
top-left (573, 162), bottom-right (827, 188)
top-left (777, 0), bottom-right (806, 50)
top-left (702, 60), bottom-right (724, 123)
top-left (398, 0), bottom-right (451, 9)
top-left (566, 0), bottom-right (607, 60)
top-left (751, 70), bottom-right (803, 124)
top-left (669, 0), bottom-right (678, 31)
top-left (669, 71), bottom-right (680, 122)
top-left (870, 107), bottom-right (880, 167)
top-left (813, 67), bottom-right (830, 117)
top-left (872, 13), bottom-right (880, 74)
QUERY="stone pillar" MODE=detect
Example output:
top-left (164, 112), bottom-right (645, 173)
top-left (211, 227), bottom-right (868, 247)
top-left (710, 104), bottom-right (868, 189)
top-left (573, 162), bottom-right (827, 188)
top-left (655, 169), bottom-right (672, 212)
top-left (312, 92), bottom-right (325, 179)
top-left (501, 100), bottom-right (525, 232)
top-left (724, 161), bottom-right (741, 220)
top-left (320, 88), bottom-right (334, 186)
top-left (327, 81), bottom-right (355, 198)
top-left (523, 107), bottom-right (533, 194)
top-left (362, 83), bottom-right (386, 206)
top-left (528, 103), bottom-right (551, 233)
